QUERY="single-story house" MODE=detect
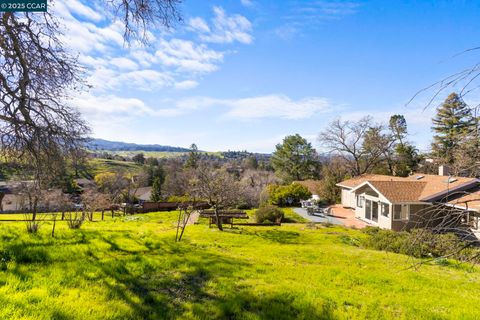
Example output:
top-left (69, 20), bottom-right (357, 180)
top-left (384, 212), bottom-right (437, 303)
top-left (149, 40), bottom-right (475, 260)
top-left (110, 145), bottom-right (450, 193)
top-left (336, 167), bottom-right (480, 231)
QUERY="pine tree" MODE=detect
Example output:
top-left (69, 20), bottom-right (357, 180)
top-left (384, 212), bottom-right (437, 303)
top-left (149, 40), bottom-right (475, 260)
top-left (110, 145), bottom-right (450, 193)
top-left (271, 134), bottom-right (319, 182)
top-left (185, 143), bottom-right (200, 169)
top-left (150, 177), bottom-right (162, 202)
top-left (431, 93), bottom-right (475, 164)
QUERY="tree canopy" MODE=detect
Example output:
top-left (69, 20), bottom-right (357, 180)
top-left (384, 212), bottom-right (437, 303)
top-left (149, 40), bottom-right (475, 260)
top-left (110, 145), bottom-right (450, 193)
top-left (271, 134), bottom-right (319, 182)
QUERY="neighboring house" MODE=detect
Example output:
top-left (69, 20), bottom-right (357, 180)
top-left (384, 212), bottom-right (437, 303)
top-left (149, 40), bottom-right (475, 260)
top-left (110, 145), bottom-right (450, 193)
top-left (336, 167), bottom-right (480, 231)
top-left (134, 187), bottom-right (152, 202)
top-left (75, 178), bottom-right (96, 190)
top-left (294, 180), bottom-right (321, 201)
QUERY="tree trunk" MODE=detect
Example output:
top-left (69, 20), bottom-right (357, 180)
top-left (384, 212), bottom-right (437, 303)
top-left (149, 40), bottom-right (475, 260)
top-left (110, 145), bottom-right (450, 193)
top-left (0, 192), bottom-right (4, 212)
top-left (214, 206), bottom-right (223, 231)
top-left (51, 217), bottom-right (56, 237)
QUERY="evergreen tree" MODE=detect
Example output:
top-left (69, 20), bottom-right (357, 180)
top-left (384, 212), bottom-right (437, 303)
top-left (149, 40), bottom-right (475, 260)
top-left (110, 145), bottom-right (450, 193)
top-left (150, 177), bottom-right (162, 202)
top-left (185, 143), bottom-right (200, 169)
top-left (271, 134), bottom-right (319, 182)
top-left (431, 93), bottom-right (475, 164)
top-left (388, 115), bottom-right (421, 177)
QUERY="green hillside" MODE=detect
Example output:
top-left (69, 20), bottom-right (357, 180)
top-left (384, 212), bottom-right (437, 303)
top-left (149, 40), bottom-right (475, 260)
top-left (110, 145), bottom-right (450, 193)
top-left (0, 211), bottom-right (479, 319)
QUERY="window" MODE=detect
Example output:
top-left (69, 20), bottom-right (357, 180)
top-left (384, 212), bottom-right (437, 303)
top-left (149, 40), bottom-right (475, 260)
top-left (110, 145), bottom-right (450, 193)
top-left (393, 204), bottom-right (409, 220)
top-left (357, 196), bottom-right (365, 208)
top-left (372, 201), bottom-right (378, 222)
top-left (381, 203), bottom-right (389, 217)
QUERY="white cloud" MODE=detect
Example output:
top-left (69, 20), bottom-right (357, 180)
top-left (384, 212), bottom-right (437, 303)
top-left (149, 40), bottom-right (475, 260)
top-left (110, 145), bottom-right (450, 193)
top-left (64, 0), bottom-right (103, 22)
top-left (240, 0), bottom-right (254, 8)
top-left (188, 17), bottom-right (210, 33)
top-left (175, 80), bottom-right (199, 90)
top-left (190, 7), bottom-right (253, 44)
top-left (220, 95), bottom-right (332, 120)
top-left (155, 39), bottom-right (224, 73)
top-left (274, 1), bottom-right (360, 40)
top-left (110, 57), bottom-right (139, 71)
top-left (73, 93), bottom-right (156, 117)
top-left (154, 94), bottom-right (334, 120)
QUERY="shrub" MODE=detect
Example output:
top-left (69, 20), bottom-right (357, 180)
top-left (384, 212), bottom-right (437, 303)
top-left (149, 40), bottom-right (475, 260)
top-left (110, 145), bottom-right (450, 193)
top-left (265, 183), bottom-right (312, 206)
top-left (66, 212), bottom-right (86, 229)
top-left (360, 227), bottom-right (476, 260)
top-left (255, 205), bottom-right (284, 224)
top-left (25, 217), bottom-right (40, 234)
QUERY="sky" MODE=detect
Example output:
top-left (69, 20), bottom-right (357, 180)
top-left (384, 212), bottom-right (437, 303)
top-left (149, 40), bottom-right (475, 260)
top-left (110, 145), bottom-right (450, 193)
top-left (52, 0), bottom-right (480, 153)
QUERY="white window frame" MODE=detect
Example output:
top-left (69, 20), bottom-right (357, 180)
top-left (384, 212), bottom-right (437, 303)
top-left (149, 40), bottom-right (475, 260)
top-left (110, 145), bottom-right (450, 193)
top-left (357, 195), bottom-right (364, 208)
top-left (393, 204), bottom-right (409, 221)
top-left (380, 202), bottom-right (389, 217)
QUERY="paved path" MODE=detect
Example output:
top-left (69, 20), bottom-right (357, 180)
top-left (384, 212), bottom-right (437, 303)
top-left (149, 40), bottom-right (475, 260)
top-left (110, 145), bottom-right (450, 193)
top-left (293, 208), bottom-right (344, 225)
top-left (328, 205), bottom-right (368, 228)
top-left (294, 206), bottom-right (368, 228)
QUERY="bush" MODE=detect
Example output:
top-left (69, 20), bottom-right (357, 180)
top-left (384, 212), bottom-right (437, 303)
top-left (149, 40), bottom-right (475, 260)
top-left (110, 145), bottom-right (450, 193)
top-left (25, 220), bottom-right (40, 234)
top-left (66, 212), bottom-right (86, 229)
top-left (265, 183), bottom-right (312, 206)
top-left (255, 205), bottom-right (284, 224)
top-left (360, 227), bottom-right (476, 260)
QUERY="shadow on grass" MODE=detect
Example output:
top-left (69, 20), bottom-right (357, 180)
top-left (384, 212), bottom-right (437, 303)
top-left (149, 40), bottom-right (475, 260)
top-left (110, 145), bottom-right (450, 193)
top-left (1, 229), bottom-right (339, 319)
top-left (88, 236), bottom-right (336, 319)
top-left (239, 229), bottom-right (302, 244)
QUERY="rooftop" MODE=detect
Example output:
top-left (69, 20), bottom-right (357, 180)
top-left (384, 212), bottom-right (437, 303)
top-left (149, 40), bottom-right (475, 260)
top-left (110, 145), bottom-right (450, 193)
top-left (338, 173), bottom-right (479, 203)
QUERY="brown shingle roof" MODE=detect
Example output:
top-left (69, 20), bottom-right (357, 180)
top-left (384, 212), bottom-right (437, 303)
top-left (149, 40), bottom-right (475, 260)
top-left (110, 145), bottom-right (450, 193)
top-left (294, 180), bottom-right (322, 194)
top-left (336, 174), bottom-right (405, 189)
top-left (448, 189), bottom-right (480, 212)
top-left (368, 181), bottom-right (427, 202)
top-left (404, 175), bottom-right (475, 200)
top-left (338, 173), bottom-right (478, 203)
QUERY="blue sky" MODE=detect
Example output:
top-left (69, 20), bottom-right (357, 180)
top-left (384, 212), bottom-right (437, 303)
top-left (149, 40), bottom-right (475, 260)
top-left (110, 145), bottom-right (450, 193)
top-left (54, 0), bottom-right (480, 152)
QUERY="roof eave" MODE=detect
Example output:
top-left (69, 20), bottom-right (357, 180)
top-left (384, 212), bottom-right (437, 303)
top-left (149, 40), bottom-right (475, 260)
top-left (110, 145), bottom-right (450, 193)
top-left (420, 179), bottom-right (480, 202)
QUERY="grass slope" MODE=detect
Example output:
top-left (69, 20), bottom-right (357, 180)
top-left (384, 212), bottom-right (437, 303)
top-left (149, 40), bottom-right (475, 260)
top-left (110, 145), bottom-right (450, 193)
top-left (0, 212), bottom-right (479, 319)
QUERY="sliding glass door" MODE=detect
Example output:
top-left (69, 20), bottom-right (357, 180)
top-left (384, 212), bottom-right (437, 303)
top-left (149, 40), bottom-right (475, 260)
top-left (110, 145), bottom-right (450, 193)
top-left (372, 201), bottom-right (378, 222)
top-left (365, 199), bottom-right (371, 220)
top-left (365, 199), bottom-right (378, 223)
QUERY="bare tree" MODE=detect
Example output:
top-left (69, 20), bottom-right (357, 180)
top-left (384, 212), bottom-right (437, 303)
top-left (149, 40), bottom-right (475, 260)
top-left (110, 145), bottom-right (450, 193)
top-left (239, 169), bottom-right (278, 208)
top-left (175, 199), bottom-right (198, 242)
top-left (318, 117), bottom-right (393, 176)
top-left (0, 3), bottom-right (183, 221)
top-left (189, 164), bottom-right (241, 231)
top-left (81, 189), bottom-right (111, 222)
top-left (106, 0), bottom-right (182, 43)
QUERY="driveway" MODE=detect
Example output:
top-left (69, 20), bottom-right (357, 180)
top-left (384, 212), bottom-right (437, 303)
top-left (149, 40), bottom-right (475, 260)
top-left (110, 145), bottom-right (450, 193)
top-left (294, 205), bottom-right (368, 229)
top-left (293, 208), bottom-right (344, 225)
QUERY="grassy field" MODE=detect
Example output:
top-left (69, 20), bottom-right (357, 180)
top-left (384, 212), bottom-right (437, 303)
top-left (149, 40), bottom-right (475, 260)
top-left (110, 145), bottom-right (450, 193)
top-left (93, 151), bottom-right (224, 159)
top-left (87, 158), bottom-right (144, 177)
top-left (0, 211), bottom-right (479, 319)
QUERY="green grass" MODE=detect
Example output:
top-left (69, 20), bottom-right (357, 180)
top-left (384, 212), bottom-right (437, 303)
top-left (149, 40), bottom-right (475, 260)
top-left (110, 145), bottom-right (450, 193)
top-left (0, 212), bottom-right (479, 319)
top-left (283, 207), bottom-right (309, 223)
top-left (93, 150), bottom-right (224, 159)
top-left (88, 158), bottom-right (144, 176)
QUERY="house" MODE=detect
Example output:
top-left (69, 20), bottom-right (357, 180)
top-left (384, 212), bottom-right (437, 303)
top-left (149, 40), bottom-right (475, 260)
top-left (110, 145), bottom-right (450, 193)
top-left (294, 180), bottom-right (321, 208)
top-left (294, 180), bottom-right (321, 201)
top-left (336, 167), bottom-right (480, 231)
top-left (134, 187), bottom-right (152, 202)
top-left (446, 188), bottom-right (480, 232)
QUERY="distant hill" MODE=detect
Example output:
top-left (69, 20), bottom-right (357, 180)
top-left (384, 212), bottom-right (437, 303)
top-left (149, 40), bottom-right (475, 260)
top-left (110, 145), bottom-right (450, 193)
top-left (87, 139), bottom-right (191, 152)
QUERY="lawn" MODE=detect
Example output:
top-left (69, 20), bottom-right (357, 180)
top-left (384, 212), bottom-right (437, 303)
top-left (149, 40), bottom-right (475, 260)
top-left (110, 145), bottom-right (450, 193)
top-left (0, 211), bottom-right (479, 319)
